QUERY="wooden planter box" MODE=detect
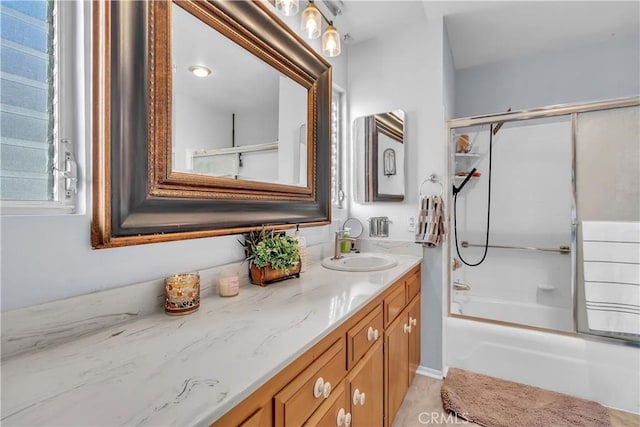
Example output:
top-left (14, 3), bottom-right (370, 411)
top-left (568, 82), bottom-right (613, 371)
top-left (249, 261), bottom-right (301, 286)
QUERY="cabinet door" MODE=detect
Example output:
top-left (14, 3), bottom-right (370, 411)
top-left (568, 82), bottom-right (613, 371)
top-left (384, 312), bottom-right (409, 426)
top-left (407, 295), bottom-right (421, 385)
top-left (347, 340), bottom-right (383, 427)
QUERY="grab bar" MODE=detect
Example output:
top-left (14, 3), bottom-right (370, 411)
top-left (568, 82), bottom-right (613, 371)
top-left (461, 241), bottom-right (570, 254)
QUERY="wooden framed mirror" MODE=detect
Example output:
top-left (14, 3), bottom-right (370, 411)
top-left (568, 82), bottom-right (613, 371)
top-left (354, 110), bottom-right (406, 202)
top-left (92, 0), bottom-right (332, 248)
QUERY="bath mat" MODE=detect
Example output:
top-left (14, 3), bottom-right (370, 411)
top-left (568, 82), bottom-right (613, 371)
top-left (441, 368), bottom-right (611, 427)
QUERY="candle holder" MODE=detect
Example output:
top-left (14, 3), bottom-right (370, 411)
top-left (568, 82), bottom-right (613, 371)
top-left (218, 269), bottom-right (240, 297)
top-left (165, 273), bottom-right (200, 315)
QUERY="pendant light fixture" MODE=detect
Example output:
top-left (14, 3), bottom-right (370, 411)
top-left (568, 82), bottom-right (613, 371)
top-left (279, 0), bottom-right (343, 57)
top-left (275, 0), bottom-right (299, 17)
top-left (321, 22), bottom-right (341, 57)
top-left (300, 1), bottom-right (322, 39)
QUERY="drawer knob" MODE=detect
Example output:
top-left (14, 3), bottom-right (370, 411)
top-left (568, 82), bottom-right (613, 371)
top-left (367, 326), bottom-right (380, 341)
top-left (403, 323), bottom-right (411, 334)
top-left (314, 377), bottom-right (325, 398)
top-left (337, 408), bottom-right (345, 426)
top-left (410, 317), bottom-right (417, 327)
top-left (337, 408), bottom-right (351, 426)
top-left (353, 388), bottom-right (366, 406)
top-left (323, 381), bottom-right (332, 398)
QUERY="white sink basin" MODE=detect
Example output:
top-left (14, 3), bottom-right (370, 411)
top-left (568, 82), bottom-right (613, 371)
top-left (321, 253), bottom-right (398, 272)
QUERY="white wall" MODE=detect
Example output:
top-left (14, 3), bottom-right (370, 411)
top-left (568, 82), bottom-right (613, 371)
top-left (0, 3), bottom-right (347, 312)
top-left (347, 15), bottom-right (447, 372)
top-left (235, 108), bottom-right (279, 182)
top-left (278, 76), bottom-right (308, 186)
top-left (442, 27), bottom-right (456, 120)
top-left (349, 21), bottom-right (444, 241)
top-left (454, 34), bottom-right (640, 118)
top-left (173, 93), bottom-right (232, 171)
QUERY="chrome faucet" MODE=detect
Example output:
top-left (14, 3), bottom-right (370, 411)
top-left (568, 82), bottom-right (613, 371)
top-left (334, 230), bottom-right (356, 260)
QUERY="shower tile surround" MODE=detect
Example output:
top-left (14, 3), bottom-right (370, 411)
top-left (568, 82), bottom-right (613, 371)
top-left (0, 245), bottom-right (421, 426)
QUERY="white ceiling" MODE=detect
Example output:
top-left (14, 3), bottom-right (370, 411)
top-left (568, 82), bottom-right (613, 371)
top-left (172, 0), bottom-right (639, 109)
top-left (325, 1), bottom-right (428, 44)
top-left (329, 1), bottom-right (639, 70)
top-left (439, 1), bottom-right (640, 69)
top-left (172, 4), bottom-right (281, 111)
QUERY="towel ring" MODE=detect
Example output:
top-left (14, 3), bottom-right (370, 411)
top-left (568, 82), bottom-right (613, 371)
top-left (419, 174), bottom-right (443, 197)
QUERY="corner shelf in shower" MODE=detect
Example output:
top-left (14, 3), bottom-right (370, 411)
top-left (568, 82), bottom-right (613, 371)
top-left (454, 153), bottom-right (481, 180)
top-left (453, 175), bottom-right (480, 184)
top-left (454, 153), bottom-right (480, 168)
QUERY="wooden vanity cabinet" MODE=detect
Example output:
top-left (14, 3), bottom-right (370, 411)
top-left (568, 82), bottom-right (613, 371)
top-left (211, 265), bottom-right (420, 427)
top-left (384, 273), bottom-right (422, 427)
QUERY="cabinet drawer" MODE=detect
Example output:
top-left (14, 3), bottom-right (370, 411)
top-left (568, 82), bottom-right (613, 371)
top-left (406, 270), bottom-right (420, 303)
top-left (347, 305), bottom-right (383, 370)
top-left (274, 338), bottom-right (346, 427)
top-left (303, 380), bottom-right (347, 427)
top-left (384, 284), bottom-right (406, 326)
top-left (238, 407), bottom-right (266, 427)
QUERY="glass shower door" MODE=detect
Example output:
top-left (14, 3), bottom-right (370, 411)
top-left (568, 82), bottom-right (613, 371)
top-left (449, 116), bottom-right (574, 332)
top-left (575, 105), bottom-right (640, 343)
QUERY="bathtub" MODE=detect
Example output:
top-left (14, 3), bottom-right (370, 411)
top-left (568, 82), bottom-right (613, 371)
top-left (446, 316), bottom-right (640, 414)
top-left (451, 295), bottom-right (573, 331)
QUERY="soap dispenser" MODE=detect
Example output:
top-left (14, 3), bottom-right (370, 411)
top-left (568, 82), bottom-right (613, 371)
top-left (294, 224), bottom-right (308, 273)
top-left (340, 227), bottom-right (351, 254)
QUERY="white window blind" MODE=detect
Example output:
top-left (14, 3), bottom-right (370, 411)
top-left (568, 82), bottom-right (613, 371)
top-left (0, 0), bottom-right (56, 202)
top-left (331, 89), bottom-right (344, 208)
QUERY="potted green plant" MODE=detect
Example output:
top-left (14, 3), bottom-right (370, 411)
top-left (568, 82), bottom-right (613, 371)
top-left (240, 228), bottom-right (301, 286)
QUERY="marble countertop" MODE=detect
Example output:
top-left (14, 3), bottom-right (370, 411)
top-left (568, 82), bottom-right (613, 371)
top-left (1, 254), bottom-right (421, 426)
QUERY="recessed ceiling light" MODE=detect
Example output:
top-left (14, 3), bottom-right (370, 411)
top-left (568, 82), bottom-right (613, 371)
top-left (188, 65), bottom-right (212, 78)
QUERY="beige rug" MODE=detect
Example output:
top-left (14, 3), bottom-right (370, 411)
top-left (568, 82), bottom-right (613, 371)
top-left (441, 368), bottom-right (611, 427)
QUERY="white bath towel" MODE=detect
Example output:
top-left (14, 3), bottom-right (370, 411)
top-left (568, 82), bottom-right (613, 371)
top-left (415, 195), bottom-right (447, 247)
top-left (582, 221), bottom-right (640, 336)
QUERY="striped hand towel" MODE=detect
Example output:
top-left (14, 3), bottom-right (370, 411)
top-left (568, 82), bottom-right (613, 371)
top-left (415, 195), bottom-right (448, 247)
top-left (582, 221), bottom-right (640, 336)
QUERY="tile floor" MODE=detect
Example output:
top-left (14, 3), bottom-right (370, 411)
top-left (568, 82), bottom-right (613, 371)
top-left (392, 374), bottom-right (640, 427)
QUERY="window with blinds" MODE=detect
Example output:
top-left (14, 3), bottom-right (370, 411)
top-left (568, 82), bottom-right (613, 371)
top-left (331, 89), bottom-right (344, 208)
top-left (0, 0), bottom-right (55, 202)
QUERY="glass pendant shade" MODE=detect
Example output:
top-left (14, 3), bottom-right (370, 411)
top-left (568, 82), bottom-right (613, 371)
top-left (275, 0), bottom-right (299, 17)
top-left (322, 24), bottom-right (341, 57)
top-left (300, 3), bottom-right (321, 39)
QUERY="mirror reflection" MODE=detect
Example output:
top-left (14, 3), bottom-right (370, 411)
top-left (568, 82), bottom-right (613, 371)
top-left (171, 3), bottom-right (308, 186)
top-left (354, 109), bottom-right (406, 202)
